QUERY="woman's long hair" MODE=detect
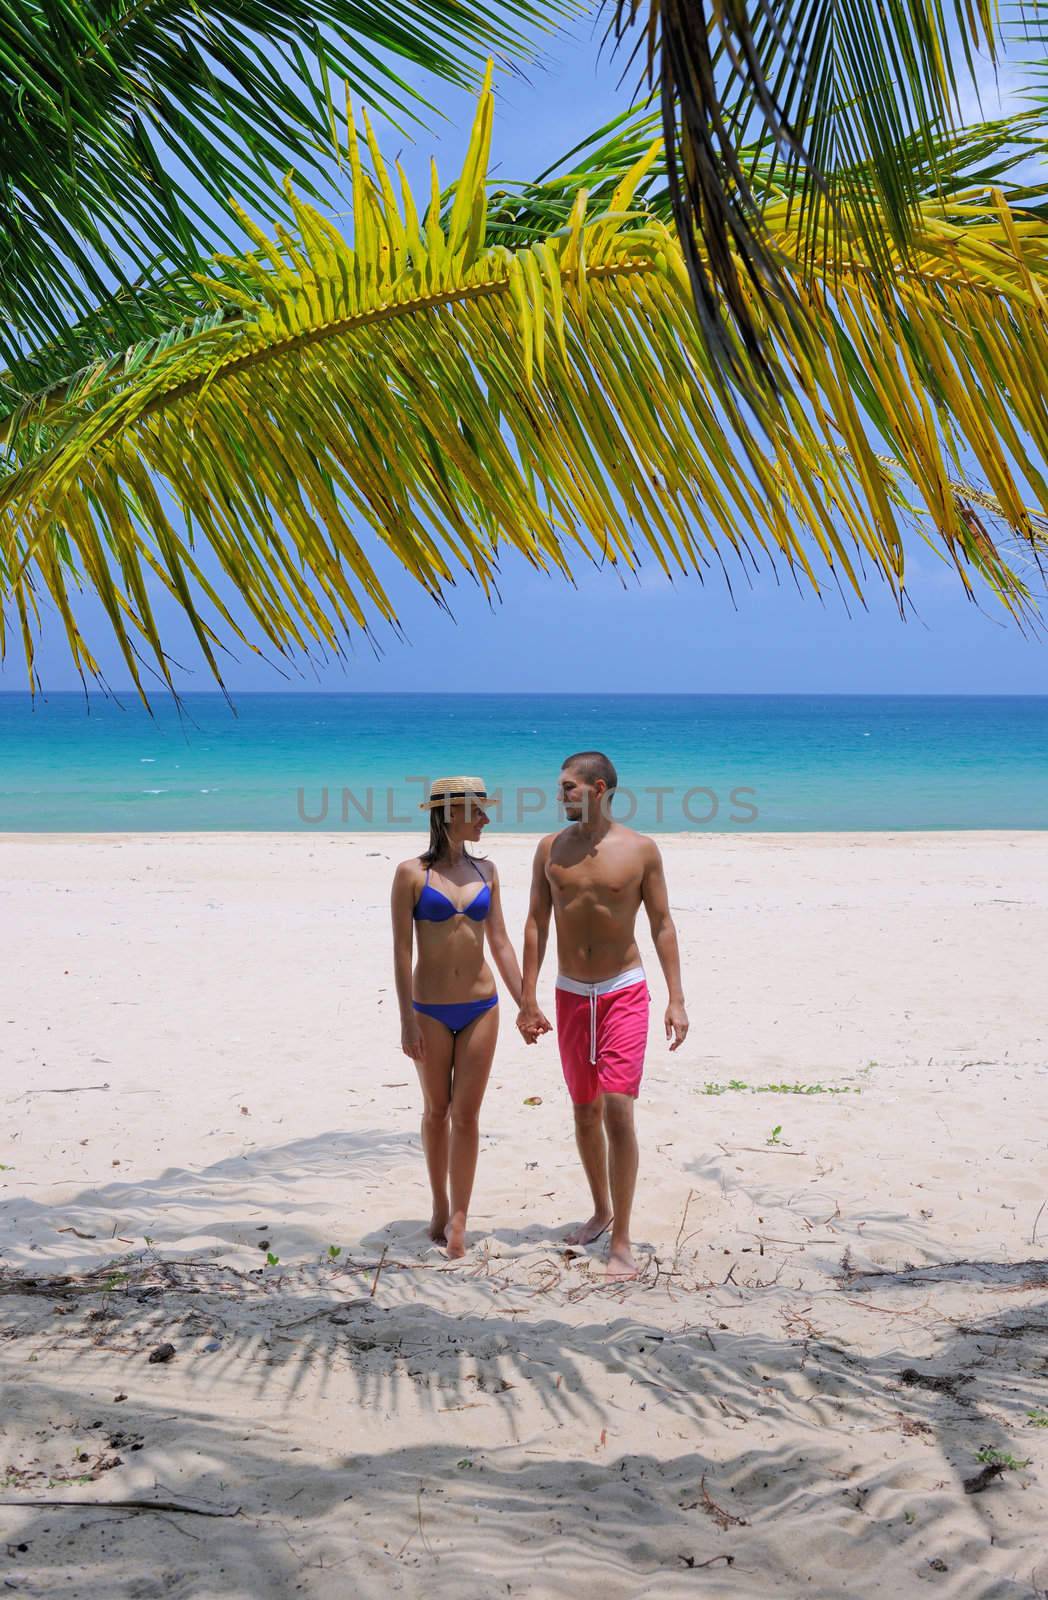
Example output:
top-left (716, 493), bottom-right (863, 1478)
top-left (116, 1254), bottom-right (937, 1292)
top-left (420, 806), bottom-right (487, 868)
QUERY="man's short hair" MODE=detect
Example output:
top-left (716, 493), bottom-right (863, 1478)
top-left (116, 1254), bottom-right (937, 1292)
top-left (561, 750), bottom-right (617, 794)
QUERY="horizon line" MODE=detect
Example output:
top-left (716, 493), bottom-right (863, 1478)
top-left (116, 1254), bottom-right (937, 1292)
top-left (3, 688), bottom-right (1048, 701)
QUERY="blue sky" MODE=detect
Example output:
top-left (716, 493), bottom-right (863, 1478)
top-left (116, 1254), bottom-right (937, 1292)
top-left (5, 15), bottom-right (1048, 697)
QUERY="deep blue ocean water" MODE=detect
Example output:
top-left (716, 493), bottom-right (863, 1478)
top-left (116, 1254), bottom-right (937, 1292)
top-left (0, 692), bottom-right (1045, 831)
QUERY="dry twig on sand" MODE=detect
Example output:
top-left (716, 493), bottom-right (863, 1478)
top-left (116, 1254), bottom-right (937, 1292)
top-left (13, 1084), bottom-right (111, 1099)
top-left (0, 1496), bottom-right (240, 1516)
top-left (683, 1473), bottom-right (748, 1530)
top-left (369, 1246), bottom-right (388, 1300)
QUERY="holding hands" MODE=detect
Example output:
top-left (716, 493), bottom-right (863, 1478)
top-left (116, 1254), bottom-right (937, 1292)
top-left (516, 1000), bottom-right (552, 1045)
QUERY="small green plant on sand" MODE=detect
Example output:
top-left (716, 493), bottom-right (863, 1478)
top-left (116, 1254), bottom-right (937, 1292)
top-left (266, 1252), bottom-right (280, 1267)
top-left (767, 1125), bottom-right (783, 1145)
top-left (328, 1244), bottom-right (341, 1260)
top-left (762, 1081), bottom-right (857, 1095)
top-left (976, 1447), bottom-right (1030, 1470)
top-left (1026, 1409), bottom-right (1048, 1428)
top-left (702, 1080), bottom-right (858, 1096)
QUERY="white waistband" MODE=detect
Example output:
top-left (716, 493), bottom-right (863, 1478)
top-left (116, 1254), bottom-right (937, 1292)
top-left (556, 965), bottom-right (645, 997)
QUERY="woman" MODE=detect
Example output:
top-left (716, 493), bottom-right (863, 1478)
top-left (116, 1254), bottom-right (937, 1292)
top-left (391, 776), bottom-right (522, 1258)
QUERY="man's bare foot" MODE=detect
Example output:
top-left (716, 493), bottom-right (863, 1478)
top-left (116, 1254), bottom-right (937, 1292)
top-left (428, 1212), bottom-right (449, 1244)
top-left (565, 1211), bottom-right (613, 1246)
top-left (445, 1215), bottom-right (467, 1260)
top-left (606, 1241), bottom-right (640, 1280)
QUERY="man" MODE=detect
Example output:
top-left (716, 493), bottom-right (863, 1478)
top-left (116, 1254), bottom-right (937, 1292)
top-left (517, 751), bottom-right (688, 1280)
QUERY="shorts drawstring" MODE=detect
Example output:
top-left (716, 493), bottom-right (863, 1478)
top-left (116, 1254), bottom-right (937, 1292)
top-left (555, 966), bottom-right (646, 1070)
top-left (554, 966), bottom-right (649, 1104)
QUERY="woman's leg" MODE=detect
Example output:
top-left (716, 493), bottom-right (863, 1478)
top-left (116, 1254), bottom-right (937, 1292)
top-left (413, 1013), bottom-right (455, 1242)
top-left (445, 1004), bottom-right (499, 1258)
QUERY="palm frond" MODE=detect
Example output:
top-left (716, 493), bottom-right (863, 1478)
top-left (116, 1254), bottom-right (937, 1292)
top-left (0, 0), bottom-right (568, 379)
top-left (609, 0), bottom-right (1008, 388)
top-left (27, 101), bottom-right (1042, 432)
top-left (3, 74), bottom-right (1046, 699)
top-left (482, 103), bottom-right (1048, 524)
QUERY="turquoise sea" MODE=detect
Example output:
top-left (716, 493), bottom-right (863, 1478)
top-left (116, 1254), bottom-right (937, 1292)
top-left (0, 692), bottom-right (1045, 831)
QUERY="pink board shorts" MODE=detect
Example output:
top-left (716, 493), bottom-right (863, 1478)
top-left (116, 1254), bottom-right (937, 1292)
top-left (555, 966), bottom-right (650, 1105)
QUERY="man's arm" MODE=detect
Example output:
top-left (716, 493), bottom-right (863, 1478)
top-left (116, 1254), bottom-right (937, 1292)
top-left (517, 836), bottom-right (554, 1042)
top-left (641, 842), bottom-right (689, 1051)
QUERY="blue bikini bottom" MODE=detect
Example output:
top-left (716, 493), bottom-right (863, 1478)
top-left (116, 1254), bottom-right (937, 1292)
top-left (413, 994), bottom-right (498, 1035)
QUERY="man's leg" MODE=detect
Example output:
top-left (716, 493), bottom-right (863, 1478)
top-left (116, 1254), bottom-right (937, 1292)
top-left (603, 1092), bottom-right (639, 1278)
top-left (557, 986), bottom-right (612, 1244)
top-left (565, 1095), bottom-right (614, 1244)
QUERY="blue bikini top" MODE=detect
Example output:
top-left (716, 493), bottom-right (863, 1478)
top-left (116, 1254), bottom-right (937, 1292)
top-left (413, 857), bottom-right (491, 923)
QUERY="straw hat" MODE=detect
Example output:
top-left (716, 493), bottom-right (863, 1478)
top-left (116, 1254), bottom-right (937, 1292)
top-left (419, 775), bottom-right (491, 811)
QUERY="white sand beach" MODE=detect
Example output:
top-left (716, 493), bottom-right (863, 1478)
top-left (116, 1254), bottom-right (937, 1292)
top-left (2, 831), bottom-right (1047, 1598)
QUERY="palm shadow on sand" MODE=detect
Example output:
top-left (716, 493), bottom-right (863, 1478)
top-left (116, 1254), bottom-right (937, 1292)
top-left (2, 1132), bottom-right (1047, 1595)
top-left (3, 1290), bottom-right (1047, 1598)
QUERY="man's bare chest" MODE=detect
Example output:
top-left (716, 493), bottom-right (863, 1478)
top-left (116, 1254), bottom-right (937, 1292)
top-left (547, 859), bottom-right (641, 906)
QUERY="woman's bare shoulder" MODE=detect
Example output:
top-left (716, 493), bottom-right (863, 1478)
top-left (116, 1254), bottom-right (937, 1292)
top-left (471, 853), bottom-right (497, 883)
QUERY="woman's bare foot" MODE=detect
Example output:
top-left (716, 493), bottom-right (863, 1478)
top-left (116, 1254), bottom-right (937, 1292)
top-left (428, 1211), bottom-right (449, 1244)
top-left (565, 1211), bottom-right (613, 1246)
top-left (445, 1214), bottom-right (467, 1259)
top-left (606, 1240), bottom-right (640, 1280)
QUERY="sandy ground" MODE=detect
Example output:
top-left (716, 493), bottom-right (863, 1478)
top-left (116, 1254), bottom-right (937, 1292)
top-left (1, 830), bottom-right (1047, 1600)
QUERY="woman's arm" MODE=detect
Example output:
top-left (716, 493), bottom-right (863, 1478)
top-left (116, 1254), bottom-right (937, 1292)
top-left (484, 864), bottom-right (523, 1006)
top-left (517, 836), bottom-right (554, 1041)
top-left (390, 861), bottom-right (423, 1060)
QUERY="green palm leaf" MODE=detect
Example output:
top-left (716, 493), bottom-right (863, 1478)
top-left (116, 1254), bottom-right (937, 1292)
top-left (3, 74), bottom-right (1045, 699)
top-left (0, 0), bottom-right (567, 380)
